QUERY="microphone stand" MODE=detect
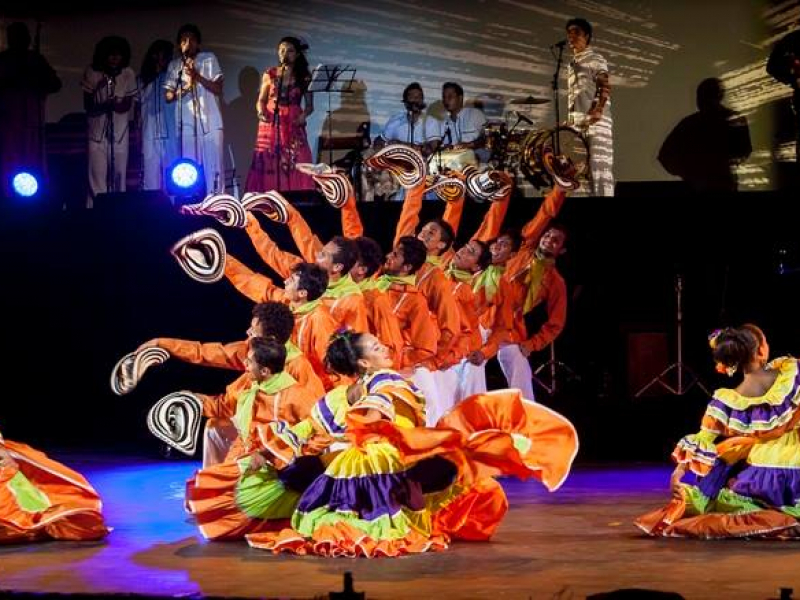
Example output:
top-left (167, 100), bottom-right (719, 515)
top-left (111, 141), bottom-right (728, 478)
top-left (177, 57), bottom-right (185, 168)
top-left (273, 63), bottom-right (285, 192)
top-left (106, 74), bottom-right (116, 193)
top-left (551, 42), bottom-right (566, 156)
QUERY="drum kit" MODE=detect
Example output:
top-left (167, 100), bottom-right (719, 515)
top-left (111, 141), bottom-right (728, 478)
top-left (358, 94), bottom-right (591, 200)
top-left (482, 95), bottom-right (591, 191)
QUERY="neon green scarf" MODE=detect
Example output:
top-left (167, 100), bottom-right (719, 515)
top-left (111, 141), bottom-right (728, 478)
top-left (8, 472), bottom-right (51, 513)
top-left (285, 341), bottom-right (301, 362)
top-left (325, 274), bottom-right (362, 299)
top-left (472, 264), bottom-right (505, 302)
top-left (523, 251), bottom-right (555, 314)
top-left (374, 274), bottom-right (417, 292)
top-left (445, 264), bottom-right (475, 284)
top-left (292, 297), bottom-right (322, 316)
top-left (425, 255), bottom-right (442, 267)
top-left (234, 371), bottom-right (297, 436)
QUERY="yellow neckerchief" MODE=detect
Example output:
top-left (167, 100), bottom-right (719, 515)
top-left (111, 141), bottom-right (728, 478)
top-left (425, 254), bottom-right (443, 267)
top-left (292, 297), bottom-right (322, 316)
top-left (285, 340), bottom-right (301, 362)
top-left (374, 273), bottom-right (417, 292)
top-left (233, 371), bottom-right (297, 436)
top-left (523, 250), bottom-right (555, 314)
top-left (445, 263), bottom-right (475, 284)
top-left (472, 264), bottom-right (505, 302)
top-left (324, 274), bottom-right (362, 299)
top-left (358, 277), bottom-right (379, 292)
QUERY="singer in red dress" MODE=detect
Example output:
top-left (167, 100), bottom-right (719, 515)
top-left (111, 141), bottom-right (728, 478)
top-left (245, 37), bottom-right (315, 193)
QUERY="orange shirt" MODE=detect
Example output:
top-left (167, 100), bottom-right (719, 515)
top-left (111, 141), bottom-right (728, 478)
top-left (415, 262), bottom-right (462, 366)
top-left (361, 286), bottom-right (405, 370)
top-left (382, 282), bottom-right (438, 370)
top-left (153, 338), bottom-right (325, 399)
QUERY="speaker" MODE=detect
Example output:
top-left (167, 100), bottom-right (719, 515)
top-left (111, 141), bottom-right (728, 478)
top-left (627, 332), bottom-right (668, 397)
top-left (93, 190), bottom-right (172, 211)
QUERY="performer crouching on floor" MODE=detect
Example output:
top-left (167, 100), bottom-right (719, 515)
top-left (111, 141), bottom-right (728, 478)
top-left (636, 325), bottom-right (800, 539)
top-left (0, 431), bottom-right (109, 543)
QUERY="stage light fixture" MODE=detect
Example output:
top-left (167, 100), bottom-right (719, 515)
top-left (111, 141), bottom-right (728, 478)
top-left (11, 171), bottom-right (40, 198)
top-left (166, 159), bottom-right (205, 202)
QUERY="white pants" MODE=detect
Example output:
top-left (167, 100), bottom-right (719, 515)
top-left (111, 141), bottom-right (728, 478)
top-left (142, 135), bottom-right (177, 191)
top-left (438, 359), bottom-right (487, 414)
top-left (202, 418), bottom-right (238, 468)
top-left (412, 366), bottom-right (442, 427)
top-left (179, 127), bottom-right (224, 194)
top-left (88, 135), bottom-right (129, 202)
top-left (497, 343), bottom-right (535, 401)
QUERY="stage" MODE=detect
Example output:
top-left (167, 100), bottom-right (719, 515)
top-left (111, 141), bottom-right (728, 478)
top-left (0, 457), bottom-right (797, 599)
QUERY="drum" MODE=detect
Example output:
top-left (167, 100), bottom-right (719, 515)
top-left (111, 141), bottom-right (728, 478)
top-left (519, 126), bottom-right (590, 191)
top-left (427, 148), bottom-right (478, 176)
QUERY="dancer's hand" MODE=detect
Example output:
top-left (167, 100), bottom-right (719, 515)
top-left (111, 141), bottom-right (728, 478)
top-left (136, 339), bottom-right (158, 353)
top-left (467, 350), bottom-right (485, 366)
top-left (669, 464), bottom-right (687, 499)
top-left (0, 446), bottom-right (17, 471)
top-left (244, 452), bottom-right (267, 476)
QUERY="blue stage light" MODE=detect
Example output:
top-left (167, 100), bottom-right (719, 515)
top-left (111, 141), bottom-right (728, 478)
top-left (170, 160), bottom-right (200, 189)
top-left (166, 159), bottom-right (205, 202)
top-left (11, 172), bottom-right (39, 198)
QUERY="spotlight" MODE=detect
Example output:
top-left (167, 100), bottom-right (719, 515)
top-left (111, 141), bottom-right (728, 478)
top-left (10, 171), bottom-right (40, 198)
top-left (166, 159), bottom-right (205, 203)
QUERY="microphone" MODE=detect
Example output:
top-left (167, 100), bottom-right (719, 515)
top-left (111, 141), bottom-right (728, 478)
top-left (551, 40), bottom-right (567, 49)
top-left (515, 111), bottom-right (534, 126)
top-left (444, 123), bottom-right (453, 146)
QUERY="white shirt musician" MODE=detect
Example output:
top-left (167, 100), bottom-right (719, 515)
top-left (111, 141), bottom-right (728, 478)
top-left (378, 82), bottom-right (441, 156)
top-left (565, 17), bottom-right (614, 196)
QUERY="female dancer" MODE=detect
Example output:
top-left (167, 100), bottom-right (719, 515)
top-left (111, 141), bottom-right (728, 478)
top-left (0, 431), bottom-right (109, 543)
top-left (637, 324), bottom-right (800, 539)
top-left (245, 330), bottom-right (578, 557)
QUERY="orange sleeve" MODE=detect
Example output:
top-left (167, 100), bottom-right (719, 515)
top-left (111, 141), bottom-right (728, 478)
top-left (402, 294), bottom-right (438, 368)
top-left (156, 338), bottom-right (247, 370)
top-left (520, 187), bottom-right (566, 251)
top-left (441, 194), bottom-right (465, 237)
top-left (340, 192), bottom-right (364, 238)
top-left (286, 356), bottom-right (326, 399)
top-left (201, 392), bottom-right (235, 419)
top-left (224, 253), bottom-right (285, 303)
top-left (286, 386), bottom-right (319, 423)
top-left (367, 291), bottom-right (405, 369)
top-left (286, 204), bottom-right (324, 263)
top-left (308, 311), bottom-right (337, 386)
top-left (483, 280), bottom-right (514, 359)
top-left (244, 213), bottom-right (301, 279)
top-left (333, 294), bottom-right (369, 332)
top-left (520, 276), bottom-right (567, 353)
top-left (423, 271), bottom-right (461, 357)
top-left (393, 182), bottom-right (426, 246)
top-left (471, 193), bottom-right (510, 242)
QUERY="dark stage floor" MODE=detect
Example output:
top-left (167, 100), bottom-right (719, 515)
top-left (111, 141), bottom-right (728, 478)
top-left (1, 457), bottom-right (798, 599)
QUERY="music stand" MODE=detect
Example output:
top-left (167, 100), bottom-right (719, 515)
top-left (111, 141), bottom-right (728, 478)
top-left (532, 342), bottom-right (580, 395)
top-left (309, 64), bottom-right (357, 165)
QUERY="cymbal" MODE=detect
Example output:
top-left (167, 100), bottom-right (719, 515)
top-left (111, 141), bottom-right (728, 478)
top-left (509, 95), bottom-right (550, 105)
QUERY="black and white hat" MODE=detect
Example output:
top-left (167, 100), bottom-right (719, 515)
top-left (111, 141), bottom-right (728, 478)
top-left (171, 228), bottom-right (226, 283)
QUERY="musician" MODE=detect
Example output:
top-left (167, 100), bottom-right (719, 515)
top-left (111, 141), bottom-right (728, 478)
top-left (767, 28), bottom-right (800, 167)
top-left (0, 22), bottom-right (62, 199)
top-left (81, 36), bottom-right (137, 207)
top-left (375, 82), bottom-right (440, 156)
top-left (565, 17), bottom-right (614, 196)
top-left (439, 82), bottom-right (486, 151)
top-left (164, 24), bottom-right (225, 194)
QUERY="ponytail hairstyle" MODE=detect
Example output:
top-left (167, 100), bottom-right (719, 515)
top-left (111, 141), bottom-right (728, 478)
top-left (708, 324), bottom-right (764, 377)
top-left (250, 336), bottom-right (287, 375)
top-left (324, 329), bottom-right (367, 376)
